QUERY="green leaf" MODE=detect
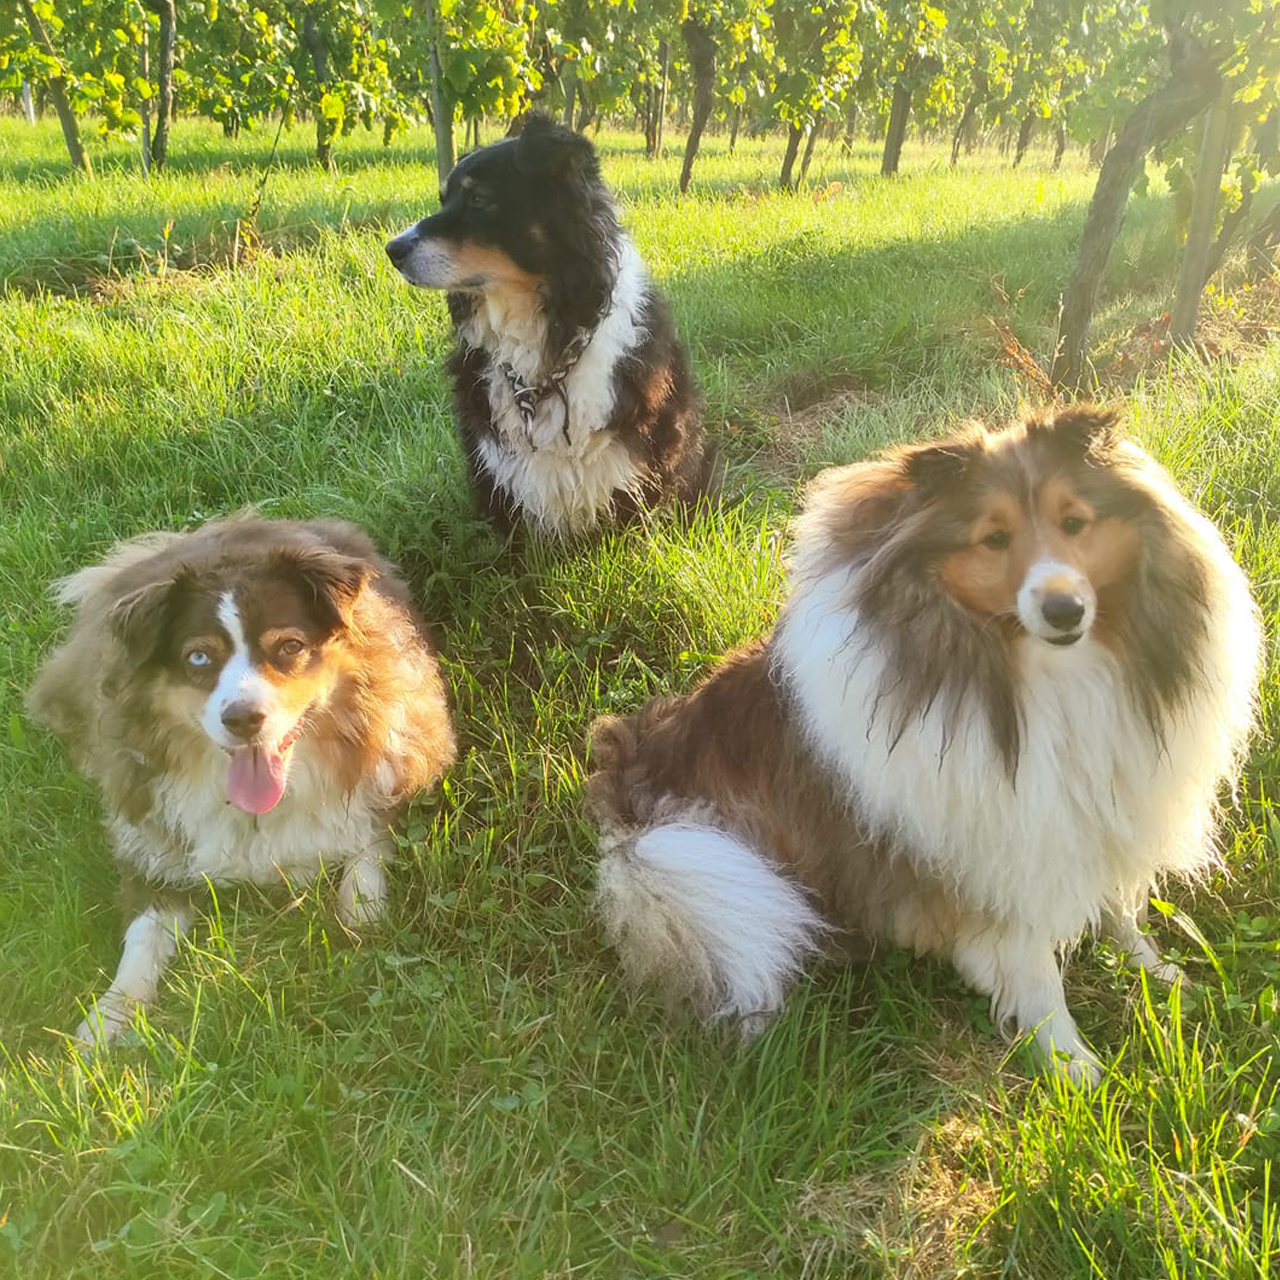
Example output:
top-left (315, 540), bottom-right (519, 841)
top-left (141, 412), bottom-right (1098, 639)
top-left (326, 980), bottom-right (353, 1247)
top-left (186, 1192), bottom-right (228, 1228)
top-left (319, 89), bottom-right (346, 121)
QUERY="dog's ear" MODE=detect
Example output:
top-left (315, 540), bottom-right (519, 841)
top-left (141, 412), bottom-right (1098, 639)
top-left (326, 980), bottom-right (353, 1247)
top-left (277, 547), bottom-right (377, 632)
top-left (900, 428), bottom-right (985, 496)
top-left (109, 576), bottom-right (183, 662)
top-left (1039, 403), bottom-right (1122, 460)
top-left (903, 443), bottom-right (969, 493)
top-left (515, 114), bottom-right (596, 179)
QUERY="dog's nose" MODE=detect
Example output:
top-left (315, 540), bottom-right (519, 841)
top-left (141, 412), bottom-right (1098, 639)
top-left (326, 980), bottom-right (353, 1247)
top-left (222, 702), bottom-right (266, 741)
top-left (1041, 592), bottom-right (1085, 632)
top-left (385, 233), bottom-right (412, 267)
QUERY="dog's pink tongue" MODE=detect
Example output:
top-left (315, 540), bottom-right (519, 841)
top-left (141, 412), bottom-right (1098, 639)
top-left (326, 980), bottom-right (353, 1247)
top-left (226, 745), bottom-right (288, 815)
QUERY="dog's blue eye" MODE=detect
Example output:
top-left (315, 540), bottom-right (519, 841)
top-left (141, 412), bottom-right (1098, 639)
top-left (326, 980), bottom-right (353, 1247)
top-left (1061, 516), bottom-right (1087, 535)
top-left (187, 650), bottom-right (211, 668)
top-left (982, 530), bottom-right (1011, 550)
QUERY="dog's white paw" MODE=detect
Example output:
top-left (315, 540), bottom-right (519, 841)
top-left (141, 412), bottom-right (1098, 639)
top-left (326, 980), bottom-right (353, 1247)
top-left (736, 1008), bottom-right (783, 1040)
top-left (1149, 959), bottom-right (1185, 985)
top-left (1051, 1048), bottom-right (1103, 1090)
top-left (74, 999), bottom-right (134, 1052)
top-left (1108, 915), bottom-right (1184, 986)
top-left (337, 857), bottom-right (387, 929)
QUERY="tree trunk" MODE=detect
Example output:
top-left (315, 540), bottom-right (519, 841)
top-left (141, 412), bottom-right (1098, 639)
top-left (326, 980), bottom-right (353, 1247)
top-left (678, 18), bottom-right (717, 194)
top-left (1239, 115), bottom-right (1280, 279)
top-left (562, 65), bottom-right (577, 128)
top-left (138, 24), bottom-right (151, 177)
top-left (1013, 111), bottom-right (1035, 167)
top-left (421, 0), bottom-right (454, 182)
top-left (797, 119), bottom-right (821, 186)
top-left (655, 40), bottom-right (670, 157)
top-left (951, 92), bottom-right (980, 166)
top-left (1246, 199), bottom-right (1280, 280)
top-left (729, 102), bottom-right (742, 154)
top-left (1201, 166), bottom-right (1255, 288)
top-left (779, 122), bottom-right (803, 189)
top-left (21, 81), bottom-right (37, 124)
top-left (575, 97), bottom-right (596, 132)
top-left (842, 98), bottom-right (859, 152)
top-left (1051, 56), bottom-right (1221, 388)
top-left (301, 5), bottom-right (334, 169)
top-left (644, 83), bottom-right (657, 156)
top-left (1170, 82), bottom-right (1235, 345)
top-left (881, 79), bottom-right (911, 176)
top-left (18, 0), bottom-right (92, 175)
top-left (146, 0), bottom-right (176, 169)
top-left (1052, 115), bottom-right (1067, 170)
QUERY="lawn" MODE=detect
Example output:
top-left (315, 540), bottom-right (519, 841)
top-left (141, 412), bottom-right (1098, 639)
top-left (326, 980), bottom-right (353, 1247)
top-left (1, 117), bottom-right (1277, 1279)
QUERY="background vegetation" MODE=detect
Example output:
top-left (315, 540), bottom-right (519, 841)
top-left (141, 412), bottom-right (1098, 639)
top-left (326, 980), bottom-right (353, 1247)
top-left (0, 112), bottom-right (1277, 1277)
top-left (4, 0), bottom-right (1280, 384)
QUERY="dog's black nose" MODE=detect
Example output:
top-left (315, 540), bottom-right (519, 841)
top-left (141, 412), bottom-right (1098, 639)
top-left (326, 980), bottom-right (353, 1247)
top-left (385, 234), bottom-right (411, 267)
top-left (222, 703), bottom-right (266, 741)
top-left (1041, 592), bottom-right (1085, 631)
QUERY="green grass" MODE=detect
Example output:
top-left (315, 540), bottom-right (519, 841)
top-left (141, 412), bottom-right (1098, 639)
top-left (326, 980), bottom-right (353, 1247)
top-left (1, 117), bottom-right (1277, 1279)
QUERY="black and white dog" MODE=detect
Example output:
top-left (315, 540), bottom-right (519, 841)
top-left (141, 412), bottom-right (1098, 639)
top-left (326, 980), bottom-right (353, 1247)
top-left (386, 116), bottom-right (712, 537)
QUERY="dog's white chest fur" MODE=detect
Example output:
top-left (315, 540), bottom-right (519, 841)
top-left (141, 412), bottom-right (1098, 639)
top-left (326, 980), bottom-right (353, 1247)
top-left (461, 238), bottom-right (651, 534)
top-left (773, 554), bottom-right (1257, 944)
top-left (112, 740), bottom-right (388, 889)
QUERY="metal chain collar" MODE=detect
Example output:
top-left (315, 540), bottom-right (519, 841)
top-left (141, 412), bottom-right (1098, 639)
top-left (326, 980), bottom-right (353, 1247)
top-left (497, 327), bottom-right (594, 446)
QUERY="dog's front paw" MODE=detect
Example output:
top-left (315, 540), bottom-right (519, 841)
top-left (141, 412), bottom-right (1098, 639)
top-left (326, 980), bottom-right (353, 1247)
top-left (1048, 1047), bottom-right (1103, 1090)
top-left (736, 1009), bottom-right (782, 1041)
top-left (1148, 958), bottom-right (1185, 985)
top-left (74, 998), bottom-right (134, 1052)
top-left (337, 857), bottom-right (387, 929)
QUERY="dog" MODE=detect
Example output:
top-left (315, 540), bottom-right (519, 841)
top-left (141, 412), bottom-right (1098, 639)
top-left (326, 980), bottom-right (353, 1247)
top-left (385, 114), bottom-right (712, 537)
top-left (586, 406), bottom-right (1262, 1084)
top-left (28, 515), bottom-right (456, 1046)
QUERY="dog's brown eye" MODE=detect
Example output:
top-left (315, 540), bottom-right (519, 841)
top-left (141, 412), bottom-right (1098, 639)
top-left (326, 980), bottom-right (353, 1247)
top-left (278, 638), bottom-right (306, 658)
top-left (1061, 516), bottom-right (1087, 536)
top-left (982, 530), bottom-right (1011, 551)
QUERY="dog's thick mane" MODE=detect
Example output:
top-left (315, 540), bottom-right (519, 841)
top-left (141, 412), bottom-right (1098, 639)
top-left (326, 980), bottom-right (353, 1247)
top-left (782, 406), bottom-right (1228, 774)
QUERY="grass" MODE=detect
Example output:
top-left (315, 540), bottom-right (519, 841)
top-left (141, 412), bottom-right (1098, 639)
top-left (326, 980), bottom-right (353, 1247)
top-left (1, 116), bottom-right (1278, 1279)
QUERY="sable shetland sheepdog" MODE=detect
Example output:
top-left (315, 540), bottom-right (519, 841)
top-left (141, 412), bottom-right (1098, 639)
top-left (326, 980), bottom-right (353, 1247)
top-left (28, 516), bottom-right (456, 1046)
top-left (587, 406), bottom-right (1262, 1084)
top-left (385, 114), bottom-right (712, 537)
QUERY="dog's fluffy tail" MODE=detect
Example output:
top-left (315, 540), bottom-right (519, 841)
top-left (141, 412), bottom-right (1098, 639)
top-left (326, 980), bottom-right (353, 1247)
top-left (595, 821), bottom-right (827, 1029)
top-left (587, 711), bottom-right (826, 1028)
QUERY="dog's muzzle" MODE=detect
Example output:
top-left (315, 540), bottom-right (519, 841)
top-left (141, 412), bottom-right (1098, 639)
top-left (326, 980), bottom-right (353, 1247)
top-left (385, 227), bottom-right (417, 272)
top-left (384, 227), bottom-right (462, 289)
top-left (1017, 560), bottom-right (1096, 648)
